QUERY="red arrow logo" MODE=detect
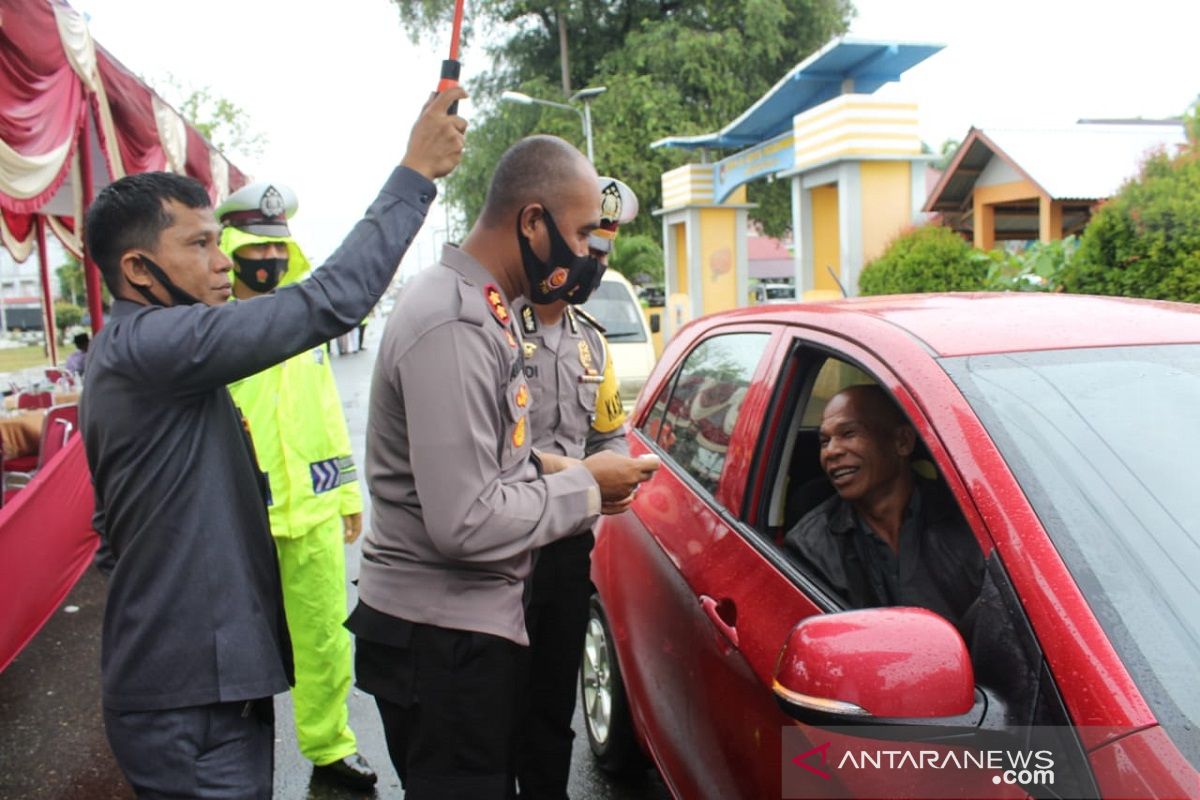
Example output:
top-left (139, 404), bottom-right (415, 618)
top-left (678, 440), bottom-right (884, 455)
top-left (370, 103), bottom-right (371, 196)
top-left (792, 741), bottom-right (832, 780)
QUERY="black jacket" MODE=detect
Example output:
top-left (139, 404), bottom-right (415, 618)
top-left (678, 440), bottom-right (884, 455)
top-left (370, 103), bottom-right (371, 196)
top-left (783, 479), bottom-right (984, 630)
top-left (82, 167), bottom-right (434, 711)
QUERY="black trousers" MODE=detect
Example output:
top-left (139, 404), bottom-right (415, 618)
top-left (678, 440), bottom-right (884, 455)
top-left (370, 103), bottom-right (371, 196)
top-left (515, 531), bottom-right (595, 800)
top-left (103, 698), bottom-right (274, 799)
top-left (350, 603), bottom-right (521, 800)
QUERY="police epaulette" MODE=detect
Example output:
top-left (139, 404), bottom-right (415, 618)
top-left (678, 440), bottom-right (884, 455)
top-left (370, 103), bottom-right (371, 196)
top-left (570, 306), bottom-right (606, 334)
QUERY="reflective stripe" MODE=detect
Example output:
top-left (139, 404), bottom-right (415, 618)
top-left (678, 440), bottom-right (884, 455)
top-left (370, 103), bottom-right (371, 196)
top-left (310, 458), bottom-right (341, 494)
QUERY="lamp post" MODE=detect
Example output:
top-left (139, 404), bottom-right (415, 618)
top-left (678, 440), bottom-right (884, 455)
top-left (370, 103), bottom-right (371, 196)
top-left (500, 86), bottom-right (607, 164)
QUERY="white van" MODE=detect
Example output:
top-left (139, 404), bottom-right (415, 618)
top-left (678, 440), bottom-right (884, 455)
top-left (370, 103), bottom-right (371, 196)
top-left (580, 271), bottom-right (657, 406)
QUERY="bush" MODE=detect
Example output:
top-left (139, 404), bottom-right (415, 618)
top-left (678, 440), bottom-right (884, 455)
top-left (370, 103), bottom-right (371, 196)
top-left (54, 301), bottom-right (83, 342)
top-left (859, 225), bottom-right (990, 295)
top-left (984, 237), bottom-right (1078, 292)
top-left (1060, 146), bottom-right (1200, 302)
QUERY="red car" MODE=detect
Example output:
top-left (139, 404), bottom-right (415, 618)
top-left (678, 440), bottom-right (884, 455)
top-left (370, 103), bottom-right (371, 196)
top-left (581, 293), bottom-right (1199, 800)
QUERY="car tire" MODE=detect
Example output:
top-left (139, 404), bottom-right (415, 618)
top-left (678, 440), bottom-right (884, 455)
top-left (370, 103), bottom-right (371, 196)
top-left (580, 594), bottom-right (648, 775)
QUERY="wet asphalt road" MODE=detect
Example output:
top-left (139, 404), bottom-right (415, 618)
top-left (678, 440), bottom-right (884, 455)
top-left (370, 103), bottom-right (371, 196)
top-left (0, 325), bottom-right (670, 800)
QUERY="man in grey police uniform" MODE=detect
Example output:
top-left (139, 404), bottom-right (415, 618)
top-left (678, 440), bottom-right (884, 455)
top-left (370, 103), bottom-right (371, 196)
top-left (349, 136), bottom-right (659, 800)
top-left (80, 88), bottom-right (467, 799)
top-left (511, 176), bottom-right (639, 799)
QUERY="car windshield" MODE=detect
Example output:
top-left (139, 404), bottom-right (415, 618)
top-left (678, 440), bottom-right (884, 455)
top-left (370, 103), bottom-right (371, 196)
top-left (581, 282), bottom-right (647, 341)
top-left (943, 344), bottom-right (1200, 769)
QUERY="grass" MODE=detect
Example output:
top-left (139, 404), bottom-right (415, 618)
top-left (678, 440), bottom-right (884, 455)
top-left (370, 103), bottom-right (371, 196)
top-left (0, 342), bottom-right (78, 374)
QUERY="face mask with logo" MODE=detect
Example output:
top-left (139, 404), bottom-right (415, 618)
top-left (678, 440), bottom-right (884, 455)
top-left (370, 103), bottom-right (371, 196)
top-left (517, 206), bottom-right (604, 305)
top-left (132, 254), bottom-right (203, 307)
top-left (232, 254), bottom-right (288, 293)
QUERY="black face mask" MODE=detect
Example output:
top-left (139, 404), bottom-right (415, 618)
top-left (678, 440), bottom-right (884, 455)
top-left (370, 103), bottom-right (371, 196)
top-left (132, 254), bottom-right (203, 307)
top-left (517, 206), bottom-right (604, 305)
top-left (232, 254), bottom-right (288, 293)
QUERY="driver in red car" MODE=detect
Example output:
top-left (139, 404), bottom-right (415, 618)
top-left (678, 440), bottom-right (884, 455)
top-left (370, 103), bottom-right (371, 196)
top-left (784, 384), bottom-right (984, 632)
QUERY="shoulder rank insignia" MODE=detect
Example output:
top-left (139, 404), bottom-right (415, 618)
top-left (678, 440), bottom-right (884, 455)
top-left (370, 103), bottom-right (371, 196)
top-left (504, 328), bottom-right (518, 348)
top-left (484, 284), bottom-right (510, 327)
top-left (578, 340), bottom-right (597, 375)
top-left (520, 304), bottom-right (537, 335)
top-left (515, 384), bottom-right (529, 409)
top-left (571, 305), bottom-right (607, 334)
top-left (512, 416), bottom-right (527, 448)
top-left (523, 340), bottom-right (538, 360)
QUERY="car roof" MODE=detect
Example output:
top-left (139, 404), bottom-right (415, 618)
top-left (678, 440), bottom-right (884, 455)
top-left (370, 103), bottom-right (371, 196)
top-left (706, 293), bottom-right (1200, 357)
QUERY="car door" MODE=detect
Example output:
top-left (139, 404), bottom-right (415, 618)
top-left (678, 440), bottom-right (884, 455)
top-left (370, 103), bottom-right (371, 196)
top-left (598, 323), bottom-right (838, 799)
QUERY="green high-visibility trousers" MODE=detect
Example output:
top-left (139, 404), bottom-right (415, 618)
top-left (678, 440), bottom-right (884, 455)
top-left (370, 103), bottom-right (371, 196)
top-left (275, 515), bottom-right (357, 766)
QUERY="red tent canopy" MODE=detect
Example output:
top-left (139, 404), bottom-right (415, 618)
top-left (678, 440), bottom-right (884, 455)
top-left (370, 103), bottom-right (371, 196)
top-left (0, 0), bottom-right (248, 354)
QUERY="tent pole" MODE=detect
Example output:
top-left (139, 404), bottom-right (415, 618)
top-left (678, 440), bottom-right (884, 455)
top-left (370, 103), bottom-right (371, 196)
top-left (35, 216), bottom-right (58, 366)
top-left (78, 109), bottom-right (104, 333)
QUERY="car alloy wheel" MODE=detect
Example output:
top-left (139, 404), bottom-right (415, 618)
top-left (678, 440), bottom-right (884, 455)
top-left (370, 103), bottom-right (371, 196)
top-left (580, 595), bottom-right (647, 773)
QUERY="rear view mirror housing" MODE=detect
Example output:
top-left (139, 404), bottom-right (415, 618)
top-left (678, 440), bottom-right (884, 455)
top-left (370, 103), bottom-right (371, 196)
top-left (773, 607), bottom-right (1005, 738)
top-left (649, 313), bottom-right (661, 334)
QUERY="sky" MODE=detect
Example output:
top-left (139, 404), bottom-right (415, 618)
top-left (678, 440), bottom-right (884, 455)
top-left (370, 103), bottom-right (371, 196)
top-left (71, 0), bottom-right (1197, 273)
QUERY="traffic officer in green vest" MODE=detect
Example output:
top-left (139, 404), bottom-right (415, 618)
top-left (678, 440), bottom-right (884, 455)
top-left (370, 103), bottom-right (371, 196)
top-left (512, 176), bottom-right (642, 799)
top-left (215, 182), bottom-right (377, 792)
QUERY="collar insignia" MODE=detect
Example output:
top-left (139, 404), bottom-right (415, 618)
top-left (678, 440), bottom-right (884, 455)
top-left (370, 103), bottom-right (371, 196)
top-left (521, 304), bottom-right (537, 335)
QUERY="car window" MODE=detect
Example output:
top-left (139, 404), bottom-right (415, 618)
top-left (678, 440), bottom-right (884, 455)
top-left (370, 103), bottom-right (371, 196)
top-left (640, 333), bottom-right (770, 496)
top-left (580, 282), bottom-right (647, 341)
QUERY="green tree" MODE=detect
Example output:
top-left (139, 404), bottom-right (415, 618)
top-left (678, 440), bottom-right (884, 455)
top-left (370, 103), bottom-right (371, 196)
top-left (391, 0), bottom-right (853, 239)
top-left (54, 301), bottom-right (83, 343)
top-left (152, 74), bottom-right (267, 162)
top-left (1060, 143), bottom-right (1200, 302)
top-left (57, 253), bottom-right (111, 308)
top-left (57, 254), bottom-right (84, 307)
top-left (609, 233), bottom-right (663, 284)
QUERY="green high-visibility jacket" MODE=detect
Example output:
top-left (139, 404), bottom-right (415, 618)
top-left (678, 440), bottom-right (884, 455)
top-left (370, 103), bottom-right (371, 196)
top-left (223, 226), bottom-right (363, 538)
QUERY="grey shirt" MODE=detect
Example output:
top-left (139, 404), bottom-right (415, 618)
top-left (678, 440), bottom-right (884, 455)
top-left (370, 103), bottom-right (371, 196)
top-left (513, 300), bottom-right (628, 460)
top-left (82, 166), bottom-right (434, 711)
top-left (360, 245), bottom-right (601, 646)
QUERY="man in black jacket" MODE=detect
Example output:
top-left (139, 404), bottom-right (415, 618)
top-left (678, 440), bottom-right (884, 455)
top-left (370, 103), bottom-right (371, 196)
top-left (81, 88), bottom-right (465, 799)
top-left (784, 384), bottom-right (983, 631)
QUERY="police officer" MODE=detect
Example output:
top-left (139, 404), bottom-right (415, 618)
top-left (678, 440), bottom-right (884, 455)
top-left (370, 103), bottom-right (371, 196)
top-left (512, 177), bottom-right (639, 799)
top-left (348, 136), bottom-right (658, 799)
top-left (216, 182), bottom-right (376, 791)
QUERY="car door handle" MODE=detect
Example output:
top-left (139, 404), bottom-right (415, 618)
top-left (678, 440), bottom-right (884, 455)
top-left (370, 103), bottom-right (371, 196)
top-left (699, 595), bottom-right (739, 649)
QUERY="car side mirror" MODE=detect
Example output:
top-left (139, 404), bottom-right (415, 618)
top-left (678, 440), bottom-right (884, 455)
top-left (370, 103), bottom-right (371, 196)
top-left (773, 608), bottom-right (1001, 739)
top-left (649, 313), bottom-right (661, 334)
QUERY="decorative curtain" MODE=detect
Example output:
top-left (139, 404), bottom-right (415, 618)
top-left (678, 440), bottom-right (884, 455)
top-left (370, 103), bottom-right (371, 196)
top-left (0, 0), bottom-right (88, 212)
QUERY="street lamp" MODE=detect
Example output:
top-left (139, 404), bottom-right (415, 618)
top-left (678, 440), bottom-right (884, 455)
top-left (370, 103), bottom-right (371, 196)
top-left (500, 86), bottom-right (607, 164)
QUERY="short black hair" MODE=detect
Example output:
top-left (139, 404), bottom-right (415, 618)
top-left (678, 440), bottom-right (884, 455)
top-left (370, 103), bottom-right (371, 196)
top-left (84, 172), bottom-right (211, 294)
top-left (479, 135), bottom-right (590, 227)
top-left (73, 332), bottom-right (90, 350)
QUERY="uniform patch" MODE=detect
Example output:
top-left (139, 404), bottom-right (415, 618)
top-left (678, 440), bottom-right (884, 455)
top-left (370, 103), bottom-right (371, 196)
top-left (547, 267), bottom-right (569, 289)
top-left (515, 384), bottom-right (529, 409)
top-left (578, 340), bottom-right (597, 375)
top-left (524, 365), bottom-right (539, 379)
top-left (521, 305), bottom-right (537, 335)
top-left (523, 341), bottom-right (538, 360)
top-left (310, 458), bottom-right (342, 494)
top-left (512, 416), bottom-right (527, 448)
top-left (484, 284), bottom-right (510, 327)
